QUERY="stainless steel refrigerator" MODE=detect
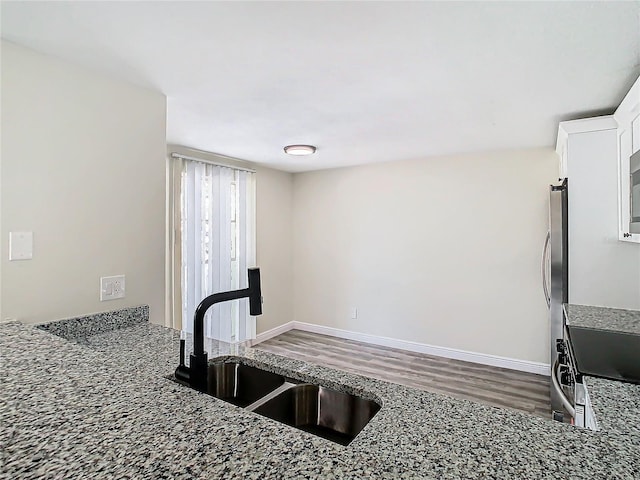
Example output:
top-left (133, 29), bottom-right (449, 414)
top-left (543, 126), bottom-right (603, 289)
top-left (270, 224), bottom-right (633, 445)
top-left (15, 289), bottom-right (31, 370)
top-left (543, 179), bottom-right (568, 419)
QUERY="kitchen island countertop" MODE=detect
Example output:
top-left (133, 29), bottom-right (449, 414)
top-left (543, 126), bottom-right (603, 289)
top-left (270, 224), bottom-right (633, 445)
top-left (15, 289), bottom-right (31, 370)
top-left (1, 314), bottom-right (639, 479)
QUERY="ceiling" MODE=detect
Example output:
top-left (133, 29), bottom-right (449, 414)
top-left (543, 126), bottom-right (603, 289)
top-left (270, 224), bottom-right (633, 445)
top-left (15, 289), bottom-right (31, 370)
top-left (1, 1), bottom-right (639, 172)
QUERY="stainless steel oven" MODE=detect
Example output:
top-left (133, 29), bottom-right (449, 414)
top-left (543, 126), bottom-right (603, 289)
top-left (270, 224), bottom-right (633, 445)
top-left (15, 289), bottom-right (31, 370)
top-left (631, 150), bottom-right (640, 234)
top-left (551, 324), bottom-right (598, 430)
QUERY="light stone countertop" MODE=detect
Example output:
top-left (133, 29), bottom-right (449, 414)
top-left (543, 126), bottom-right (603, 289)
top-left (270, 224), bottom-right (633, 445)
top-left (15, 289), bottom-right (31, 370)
top-left (1, 309), bottom-right (639, 479)
top-left (564, 304), bottom-right (640, 335)
top-left (563, 303), bottom-right (640, 421)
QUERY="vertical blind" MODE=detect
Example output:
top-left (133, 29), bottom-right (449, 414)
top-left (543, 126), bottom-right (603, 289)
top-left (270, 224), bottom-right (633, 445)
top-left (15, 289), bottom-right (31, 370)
top-left (178, 158), bottom-right (256, 343)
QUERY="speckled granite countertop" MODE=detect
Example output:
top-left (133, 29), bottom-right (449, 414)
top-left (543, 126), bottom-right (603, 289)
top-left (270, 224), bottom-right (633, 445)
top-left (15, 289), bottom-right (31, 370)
top-left (563, 303), bottom-right (640, 420)
top-left (2, 313), bottom-right (639, 479)
top-left (564, 304), bottom-right (640, 335)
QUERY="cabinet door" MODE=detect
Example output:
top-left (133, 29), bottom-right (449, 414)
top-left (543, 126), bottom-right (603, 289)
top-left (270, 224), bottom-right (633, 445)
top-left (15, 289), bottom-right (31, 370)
top-left (615, 78), bottom-right (640, 243)
top-left (617, 126), bottom-right (637, 241)
top-left (632, 114), bottom-right (640, 152)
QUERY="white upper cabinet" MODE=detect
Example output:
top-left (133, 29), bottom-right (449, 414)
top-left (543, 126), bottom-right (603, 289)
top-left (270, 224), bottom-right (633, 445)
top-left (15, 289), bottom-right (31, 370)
top-left (556, 116), bottom-right (618, 180)
top-left (614, 76), bottom-right (640, 244)
top-left (555, 117), bottom-right (639, 306)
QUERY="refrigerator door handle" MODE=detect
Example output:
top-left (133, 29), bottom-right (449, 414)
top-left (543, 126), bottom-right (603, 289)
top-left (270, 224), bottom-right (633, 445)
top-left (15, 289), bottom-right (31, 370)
top-left (542, 231), bottom-right (551, 308)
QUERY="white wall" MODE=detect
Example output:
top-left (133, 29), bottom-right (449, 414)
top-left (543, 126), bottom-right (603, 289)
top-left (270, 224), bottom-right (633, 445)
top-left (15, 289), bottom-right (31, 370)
top-left (293, 148), bottom-right (558, 363)
top-left (255, 166), bottom-right (294, 334)
top-left (567, 128), bottom-right (640, 309)
top-left (1, 41), bottom-right (167, 325)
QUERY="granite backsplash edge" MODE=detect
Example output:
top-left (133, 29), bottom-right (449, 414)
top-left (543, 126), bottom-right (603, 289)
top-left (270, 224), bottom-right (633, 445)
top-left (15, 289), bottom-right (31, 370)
top-left (36, 305), bottom-right (149, 340)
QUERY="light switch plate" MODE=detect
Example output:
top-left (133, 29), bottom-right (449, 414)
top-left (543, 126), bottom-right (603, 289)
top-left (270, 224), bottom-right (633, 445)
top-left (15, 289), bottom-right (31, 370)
top-left (100, 275), bottom-right (126, 301)
top-left (9, 232), bottom-right (33, 260)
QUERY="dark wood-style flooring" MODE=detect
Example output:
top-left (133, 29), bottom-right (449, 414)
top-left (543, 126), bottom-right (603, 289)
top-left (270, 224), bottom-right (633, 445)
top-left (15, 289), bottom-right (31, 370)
top-left (253, 330), bottom-right (551, 419)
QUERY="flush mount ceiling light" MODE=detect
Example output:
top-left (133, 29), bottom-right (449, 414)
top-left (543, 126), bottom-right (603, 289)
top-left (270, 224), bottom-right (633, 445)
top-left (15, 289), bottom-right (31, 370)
top-left (284, 144), bottom-right (316, 156)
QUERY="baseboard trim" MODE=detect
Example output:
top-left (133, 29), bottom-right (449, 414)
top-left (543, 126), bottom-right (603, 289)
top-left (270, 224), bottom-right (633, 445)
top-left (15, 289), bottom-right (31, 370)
top-left (252, 321), bottom-right (550, 376)
top-left (250, 321), bottom-right (296, 346)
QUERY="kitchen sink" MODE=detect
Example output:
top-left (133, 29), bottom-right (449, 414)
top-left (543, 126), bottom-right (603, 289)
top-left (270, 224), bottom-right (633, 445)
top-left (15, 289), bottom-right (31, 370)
top-left (205, 361), bottom-right (286, 407)
top-left (174, 358), bottom-right (381, 444)
top-left (252, 384), bottom-right (381, 446)
top-left (567, 326), bottom-right (640, 384)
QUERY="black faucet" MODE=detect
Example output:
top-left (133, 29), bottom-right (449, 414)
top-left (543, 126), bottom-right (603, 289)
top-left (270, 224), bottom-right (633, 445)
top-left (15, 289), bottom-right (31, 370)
top-left (175, 268), bottom-right (262, 392)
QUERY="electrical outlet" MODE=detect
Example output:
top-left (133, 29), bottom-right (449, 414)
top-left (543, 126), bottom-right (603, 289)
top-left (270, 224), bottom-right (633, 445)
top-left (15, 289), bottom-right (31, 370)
top-left (350, 308), bottom-right (358, 319)
top-left (100, 275), bottom-right (125, 301)
top-left (9, 232), bottom-right (33, 260)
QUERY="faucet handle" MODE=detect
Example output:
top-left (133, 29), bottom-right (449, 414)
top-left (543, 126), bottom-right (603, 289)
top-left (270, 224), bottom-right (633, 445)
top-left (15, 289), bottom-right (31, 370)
top-left (248, 268), bottom-right (263, 316)
top-left (175, 334), bottom-right (191, 385)
top-left (179, 335), bottom-right (186, 367)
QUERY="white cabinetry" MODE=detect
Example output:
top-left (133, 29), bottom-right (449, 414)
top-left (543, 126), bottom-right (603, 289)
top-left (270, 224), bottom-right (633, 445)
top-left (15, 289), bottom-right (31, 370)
top-left (556, 117), bottom-right (640, 309)
top-left (614, 76), bottom-right (640, 243)
top-left (556, 117), bottom-right (618, 180)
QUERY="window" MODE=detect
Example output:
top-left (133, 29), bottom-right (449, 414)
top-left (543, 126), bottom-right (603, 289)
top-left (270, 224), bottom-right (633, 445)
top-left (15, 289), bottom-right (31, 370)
top-left (171, 154), bottom-right (256, 342)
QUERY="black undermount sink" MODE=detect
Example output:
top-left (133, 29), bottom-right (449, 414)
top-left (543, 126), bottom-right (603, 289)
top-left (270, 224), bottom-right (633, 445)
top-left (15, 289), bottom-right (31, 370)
top-left (173, 273), bottom-right (380, 445)
top-left (253, 384), bottom-right (382, 446)
top-left (175, 359), bottom-right (381, 445)
top-left (206, 361), bottom-right (286, 407)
